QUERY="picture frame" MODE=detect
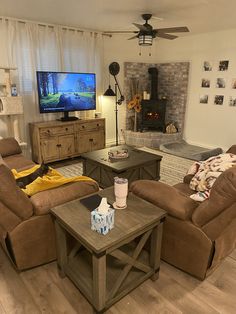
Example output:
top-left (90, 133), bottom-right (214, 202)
top-left (199, 95), bottom-right (208, 104)
top-left (201, 78), bottom-right (210, 88)
top-left (218, 60), bottom-right (229, 71)
top-left (214, 95), bottom-right (224, 105)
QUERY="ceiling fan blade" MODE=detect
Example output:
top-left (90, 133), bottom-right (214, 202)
top-left (128, 35), bottom-right (138, 40)
top-left (151, 16), bottom-right (164, 21)
top-left (133, 23), bottom-right (148, 31)
top-left (156, 33), bottom-right (178, 40)
top-left (156, 26), bottom-right (189, 33)
top-left (103, 30), bottom-right (138, 34)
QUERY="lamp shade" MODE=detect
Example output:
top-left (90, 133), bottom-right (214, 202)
top-left (104, 85), bottom-right (116, 96)
top-left (138, 34), bottom-right (153, 46)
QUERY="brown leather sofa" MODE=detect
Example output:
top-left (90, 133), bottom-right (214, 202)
top-left (130, 145), bottom-right (236, 280)
top-left (0, 137), bottom-right (99, 270)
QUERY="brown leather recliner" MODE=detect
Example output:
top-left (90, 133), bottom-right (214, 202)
top-left (130, 145), bottom-right (236, 280)
top-left (0, 137), bottom-right (99, 270)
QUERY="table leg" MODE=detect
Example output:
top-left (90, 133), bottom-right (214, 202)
top-left (92, 252), bottom-right (106, 312)
top-left (150, 221), bottom-right (164, 281)
top-left (54, 220), bottom-right (67, 278)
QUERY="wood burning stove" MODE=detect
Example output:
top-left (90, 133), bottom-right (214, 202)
top-left (140, 67), bottom-right (167, 132)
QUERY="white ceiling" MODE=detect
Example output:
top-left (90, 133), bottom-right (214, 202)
top-left (1, 0), bottom-right (236, 37)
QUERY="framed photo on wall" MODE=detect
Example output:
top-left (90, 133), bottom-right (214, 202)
top-left (214, 95), bottom-right (224, 105)
top-left (218, 60), bottom-right (229, 71)
top-left (201, 78), bottom-right (210, 88)
top-left (229, 97), bottom-right (236, 106)
top-left (232, 79), bottom-right (236, 89)
top-left (203, 61), bottom-right (213, 71)
top-left (216, 78), bottom-right (226, 88)
top-left (199, 95), bottom-right (209, 104)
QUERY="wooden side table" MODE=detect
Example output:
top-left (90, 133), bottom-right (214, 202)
top-left (51, 187), bottom-right (166, 313)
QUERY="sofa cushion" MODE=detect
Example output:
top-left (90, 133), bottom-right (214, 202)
top-left (30, 180), bottom-right (99, 215)
top-left (0, 137), bottom-right (22, 157)
top-left (130, 180), bottom-right (198, 221)
top-left (0, 164), bottom-right (33, 220)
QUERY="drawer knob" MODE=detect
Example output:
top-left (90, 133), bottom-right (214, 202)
top-left (65, 128), bottom-right (68, 131)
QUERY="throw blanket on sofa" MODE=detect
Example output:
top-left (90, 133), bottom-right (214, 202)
top-left (188, 153), bottom-right (236, 201)
top-left (12, 165), bottom-right (95, 196)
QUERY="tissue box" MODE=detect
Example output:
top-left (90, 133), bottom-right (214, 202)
top-left (91, 208), bottom-right (115, 235)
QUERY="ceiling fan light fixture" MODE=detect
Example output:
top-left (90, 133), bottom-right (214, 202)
top-left (138, 34), bottom-right (153, 46)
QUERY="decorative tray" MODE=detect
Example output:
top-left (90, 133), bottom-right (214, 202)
top-left (108, 149), bottom-right (129, 160)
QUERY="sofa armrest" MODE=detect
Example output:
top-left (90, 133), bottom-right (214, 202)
top-left (31, 180), bottom-right (99, 215)
top-left (0, 165), bottom-right (33, 220)
top-left (130, 180), bottom-right (198, 221)
top-left (192, 166), bottom-right (236, 226)
top-left (0, 137), bottom-right (22, 157)
top-left (226, 145), bottom-right (236, 154)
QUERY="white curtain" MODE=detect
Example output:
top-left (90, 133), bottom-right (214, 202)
top-left (0, 17), bottom-right (104, 154)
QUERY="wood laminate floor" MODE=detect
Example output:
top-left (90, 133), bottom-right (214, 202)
top-left (0, 248), bottom-right (235, 314)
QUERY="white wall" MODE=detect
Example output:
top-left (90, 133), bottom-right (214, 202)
top-left (103, 29), bottom-right (236, 151)
top-left (1, 26), bottom-right (235, 150)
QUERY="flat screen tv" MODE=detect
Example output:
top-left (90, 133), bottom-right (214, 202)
top-left (36, 71), bottom-right (96, 121)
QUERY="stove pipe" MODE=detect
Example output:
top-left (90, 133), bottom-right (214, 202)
top-left (148, 67), bottom-right (158, 100)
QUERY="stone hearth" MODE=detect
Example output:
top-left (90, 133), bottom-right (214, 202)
top-left (124, 130), bottom-right (182, 148)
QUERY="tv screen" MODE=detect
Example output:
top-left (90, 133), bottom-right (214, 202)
top-left (36, 71), bottom-right (96, 120)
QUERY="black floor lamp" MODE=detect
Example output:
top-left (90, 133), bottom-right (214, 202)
top-left (104, 62), bottom-right (124, 146)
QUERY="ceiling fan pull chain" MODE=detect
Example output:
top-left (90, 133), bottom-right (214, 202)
top-left (149, 46), bottom-right (152, 56)
top-left (139, 46), bottom-right (142, 56)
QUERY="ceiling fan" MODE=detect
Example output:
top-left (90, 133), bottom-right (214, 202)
top-left (104, 13), bottom-right (189, 46)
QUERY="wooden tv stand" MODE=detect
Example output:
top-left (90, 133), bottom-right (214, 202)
top-left (29, 118), bottom-right (105, 163)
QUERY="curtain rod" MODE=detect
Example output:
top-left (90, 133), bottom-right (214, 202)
top-left (0, 16), bottom-right (112, 37)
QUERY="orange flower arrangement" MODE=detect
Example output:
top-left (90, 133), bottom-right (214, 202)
top-left (127, 93), bottom-right (142, 113)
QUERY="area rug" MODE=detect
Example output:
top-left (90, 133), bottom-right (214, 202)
top-left (138, 147), bottom-right (194, 185)
top-left (56, 147), bottom-right (194, 186)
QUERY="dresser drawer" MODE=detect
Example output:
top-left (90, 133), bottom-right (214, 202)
top-left (40, 125), bottom-right (74, 137)
top-left (77, 120), bottom-right (105, 132)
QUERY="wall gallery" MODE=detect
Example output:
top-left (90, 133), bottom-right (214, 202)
top-left (200, 60), bottom-right (236, 107)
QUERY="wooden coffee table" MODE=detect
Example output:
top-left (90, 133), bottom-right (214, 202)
top-left (51, 187), bottom-right (166, 313)
top-left (81, 145), bottom-right (162, 188)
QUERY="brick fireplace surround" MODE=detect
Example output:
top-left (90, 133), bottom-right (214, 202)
top-left (123, 61), bottom-right (189, 148)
